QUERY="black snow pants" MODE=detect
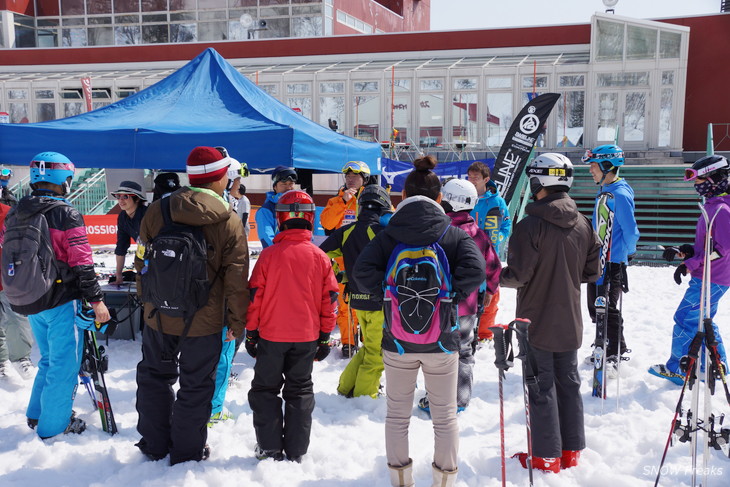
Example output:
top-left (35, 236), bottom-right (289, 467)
top-left (248, 339), bottom-right (318, 458)
top-left (528, 346), bottom-right (585, 459)
top-left (135, 325), bottom-right (221, 465)
top-left (587, 262), bottom-right (628, 357)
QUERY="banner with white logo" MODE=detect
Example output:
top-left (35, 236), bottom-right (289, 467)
top-left (491, 92), bottom-right (561, 203)
top-left (380, 157), bottom-right (495, 192)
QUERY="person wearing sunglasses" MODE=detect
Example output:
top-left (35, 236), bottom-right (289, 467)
top-left (0, 167), bottom-right (18, 207)
top-left (320, 161), bottom-right (371, 358)
top-left (650, 155), bottom-right (730, 385)
top-left (582, 144), bottom-right (640, 375)
top-left (255, 166), bottom-right (298, 248)
top-left (110, 181), bottom-right (149, 287)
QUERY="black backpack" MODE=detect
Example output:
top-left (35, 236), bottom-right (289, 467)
top-left (1, 201), bottom-right (65, 315)
top-left (140, 197), bottom-right (211, 357)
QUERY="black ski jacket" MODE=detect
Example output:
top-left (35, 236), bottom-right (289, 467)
top-left (354, 195), bottom-right (485, 353)
top-left (500, 191), bottom-right (601, 352)
top-left (319, 209), bottom-right (385, 311)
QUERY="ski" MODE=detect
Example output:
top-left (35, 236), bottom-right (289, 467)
top-left (80, 321), bottom-right (119, 435)
top-left (592, 192), bottom-right (615, 402)
top-left (510, 318), bottom-right (535, 487)
top-left (693, 204), bottom-right (721, 485)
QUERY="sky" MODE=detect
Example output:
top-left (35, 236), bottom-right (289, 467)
top-left (430, 0), bottom-right (722, 31)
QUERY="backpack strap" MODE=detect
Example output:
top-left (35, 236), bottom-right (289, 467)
top-left (160, 195), bottom-right (173, 228)
top-left (152, 194), bottom-right (225, 362)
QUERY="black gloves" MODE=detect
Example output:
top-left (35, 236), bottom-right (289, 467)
top-left (313, 332), bottom-right (331, 362)
top-left (674, 263), bottom-right (688, 285)
top-left (663, 244), bottom-right (694, 262)
top-left (245, 329), bottom-right (259, 358)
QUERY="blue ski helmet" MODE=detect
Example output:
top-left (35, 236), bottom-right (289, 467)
top-left (582, 144), bottom-right (625, 174)
top-left (29, 151), bottom-right (75, 194)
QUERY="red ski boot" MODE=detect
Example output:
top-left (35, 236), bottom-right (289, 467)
top-left (513, 452), bottom-right (561, 473)
top-left (560, 450), bottom-right (580, 469)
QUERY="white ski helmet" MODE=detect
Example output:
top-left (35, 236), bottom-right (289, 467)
top-left (525, 153), bottom-right (574, 195)
top-left (441, 178), bottom-right (479, 212)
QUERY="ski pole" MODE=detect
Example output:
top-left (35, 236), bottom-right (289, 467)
top-left (490, 323), bottom-right (514, 487)
top-left (655, 332), bottom-right (703, 487)
top-left (510, 318), bottom-right (534, 487)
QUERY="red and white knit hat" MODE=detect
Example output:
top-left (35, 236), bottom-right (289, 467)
top-left (186, 146), bottom-right (231, 185)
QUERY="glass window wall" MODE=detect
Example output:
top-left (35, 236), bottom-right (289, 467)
top-left (419, 79), bottom-right (444, 148)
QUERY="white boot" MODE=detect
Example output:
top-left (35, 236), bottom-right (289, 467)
top-left (431, 463), bottom-right (458, 487)
top-left (388, 458), bottom-right (415, 487)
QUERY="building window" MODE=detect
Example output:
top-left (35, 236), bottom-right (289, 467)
top-left (597, 72), bottom-right (649, 87)
top-left (389, 79), bottom-right (411, 143)
top-left (288, 83), bottom-right (312, 119)
top-left (596, 19), bottom-right (624, 62)
top-left (171, 23), bottom-right (197, 42)
top-left (115, 25), bottom-right (141, 44)
top-left (659, 88), bottom-right (673, 147)
top-left (556, 90), bottom-right (585, 148)
top-left (14, 15), bottom-right (36, 48)
top-left (61, 0), bottom-right (86, 16)
top-left (353, 81), bottom-right (379, 142)
top-left (320, 81), bottom-right (344, 132)
top-left (626, 25), bottom-right (657, 60)
top-left (485, 76), bottom-right (512, 147)
top-left (418, 79), bottom-right (444, 147)
top-left (258, 84), bottom-right (278, 96)
top-left (292, 16), bottom-right (322, 37)
top-left (87, 0), bottom-right (112, 15)
top-left (452, 78), bottom-right (478, 142)
top-left (63, 28), bottom-right (88, 46)
top-left (660, 31), bottom-right (681, 59)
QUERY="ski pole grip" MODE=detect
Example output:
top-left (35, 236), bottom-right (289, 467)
top-left (489, 324), bottom-right (513, 372)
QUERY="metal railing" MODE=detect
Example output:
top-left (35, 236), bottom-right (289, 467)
top-left (68, 168), bottom-right (111, 215)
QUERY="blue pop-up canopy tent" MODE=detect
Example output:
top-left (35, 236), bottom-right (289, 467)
top-left (0, 48), bottom-right (381, 174)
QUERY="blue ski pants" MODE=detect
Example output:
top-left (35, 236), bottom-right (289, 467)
top-left (27, 300), bottom-right (83, 439)
top-left (211, 327), bottom-right (235, 416)
top-left (665, 277), bottom-right (728, 375)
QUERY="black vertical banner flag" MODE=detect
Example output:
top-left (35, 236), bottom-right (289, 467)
top-left (491, 93), bottom-right (561, 203)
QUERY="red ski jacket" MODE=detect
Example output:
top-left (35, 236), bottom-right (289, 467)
top-left (247, 228), bottom-right (338, 342)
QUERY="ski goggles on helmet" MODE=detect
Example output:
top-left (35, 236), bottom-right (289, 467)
top-left (524, 165), bottom-right (573, 179)
top-left (684, 160), bottom-right (728, 181)
top-left (240, 162), bottom-right (250, 179)
top-left (342, 161), bottom-right (369, 175)
top-left (581, 149), bottom-right (623, 164)
top-left (273, 168), bottom-right (297, 185)
top-left (0, 168), bottom-right (12, 178)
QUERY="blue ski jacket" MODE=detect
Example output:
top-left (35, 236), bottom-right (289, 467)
top-left (470, 181), bottom-right (511, 254)
top-left (255, 191), bottom-right (281, 248)
top-left (592, 179), bottom-right (640, 264)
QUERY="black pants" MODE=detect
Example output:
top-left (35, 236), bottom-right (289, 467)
top-left (248, 339), bottom-right (318, 458)
top-left (587, 262), bottom-right (627, 357)
top-left (135, 326), bottom-right (222, 465)
top-left (528, 347), bottom-right (585, 459)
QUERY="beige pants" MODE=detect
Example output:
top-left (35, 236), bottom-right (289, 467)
top-left (383, 351), bottom-right (459, 471)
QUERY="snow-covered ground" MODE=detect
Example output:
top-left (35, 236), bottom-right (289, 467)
top-left (1, 263), bottom-right (729, 487)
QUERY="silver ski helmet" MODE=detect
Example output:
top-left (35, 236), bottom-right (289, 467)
top-left (525, 153), bottom-right (574, 195)
top-left (441, 178), bottom-right (479, 212)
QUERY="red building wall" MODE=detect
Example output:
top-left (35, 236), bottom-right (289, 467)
top-left (0, 0), bottom-right (35, 16)
top-left (658, 15), bottom-right (730, 151)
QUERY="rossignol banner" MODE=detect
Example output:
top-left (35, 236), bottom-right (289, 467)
top-left (380, 157), bottom-right (495, 192)
top-left (491, 92), bottom-right (561, 203)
